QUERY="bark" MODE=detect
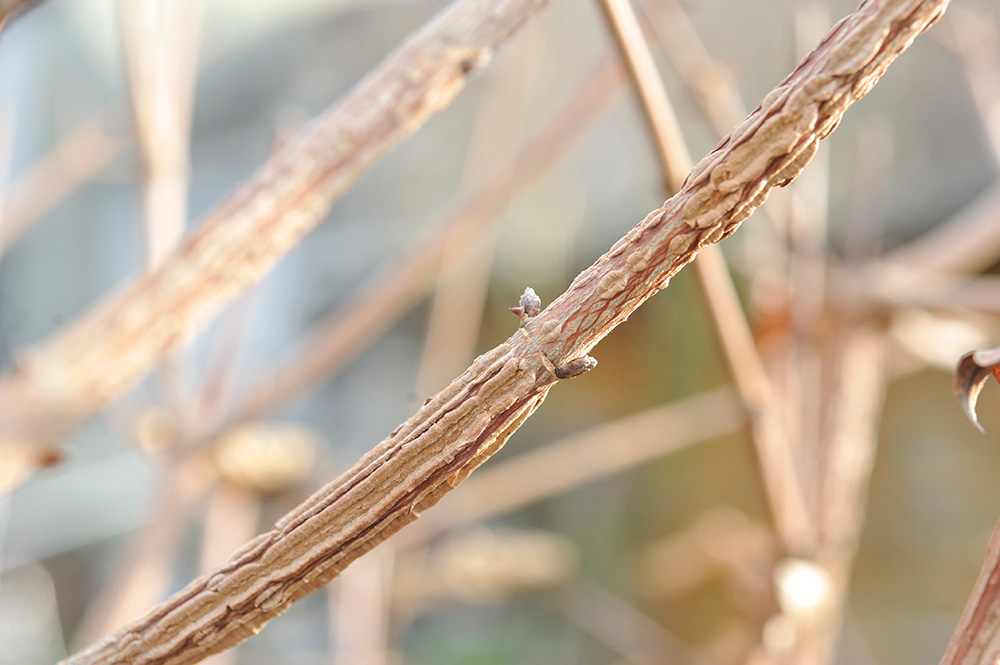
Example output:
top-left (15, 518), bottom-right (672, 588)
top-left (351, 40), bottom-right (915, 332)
top-left (940, 519), bottom-right (1000, 665)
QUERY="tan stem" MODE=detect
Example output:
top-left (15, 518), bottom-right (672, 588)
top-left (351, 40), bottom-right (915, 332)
top-left (940, 519), bottom-right (1000, 665)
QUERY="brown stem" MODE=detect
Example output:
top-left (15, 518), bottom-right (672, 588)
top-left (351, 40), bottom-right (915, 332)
top-left (0, 0), bottom-right (555, 493)
top-left (940, 519), bottom-right (1000, 665)
top-left (62, 2), bottom-right (949, 663)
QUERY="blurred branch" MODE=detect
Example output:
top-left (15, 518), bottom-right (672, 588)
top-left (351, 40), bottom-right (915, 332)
top-left (880, 183), bottom-right (1000, 275)
top-left (0, 0), bottom-right (557, 493)
top-left (63, 2), bottom-right (948, 664)
top-left (595, 0), bottom-right (687, 191)
top-left (121, 0), bottom-right (200, 270)
top-left (0, 0), bottom-right (40, 33)
top-left (0, 115), bottom-right (124, 257)
top-left (553, 582), bottom-right (719, 665)
top-left (121, 0), bottom-right (203, 438)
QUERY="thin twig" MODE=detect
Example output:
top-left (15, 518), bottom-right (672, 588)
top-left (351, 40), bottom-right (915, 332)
top-left (0, 115), bottom-right (123, 258)
top-left (121, 0), bottom-right (200, 270)
top-left (552, 582), bottom-right (719, 665)
top-left (0, 0), bottom-right (40, 33)
top-left (62, 4), bottom-right (949, 663)
top-left (876, 7), bottom-right (1000, 276)
top-left (0, 0), bottom-right (557, 493)
top-left (69, 454), bottom-right (218, 649)
top-left (330, 547), bottom-right (393, 665)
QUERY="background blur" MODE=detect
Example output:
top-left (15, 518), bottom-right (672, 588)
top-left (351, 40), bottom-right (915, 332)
top-left (0, 0), bottom-right (998, 664)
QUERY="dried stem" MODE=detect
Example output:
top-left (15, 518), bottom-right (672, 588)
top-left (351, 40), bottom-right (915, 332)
top-left (0, 115), bottom-right (123, 258)
top-left (0, 0), bottom-right (555, 493)
top-left (0, 0), bottom-right (40, 33)
top-left (62, 3), bottom-right (948, 664)
top-left (121, 0), bottom-right (200, 270)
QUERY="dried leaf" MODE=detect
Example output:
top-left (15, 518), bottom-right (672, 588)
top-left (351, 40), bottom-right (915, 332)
top-left (955, 346), bottom-right (1000, 434)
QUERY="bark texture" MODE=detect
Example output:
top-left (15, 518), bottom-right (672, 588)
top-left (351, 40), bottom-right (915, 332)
top-left (940, 520), bottom-right (1000, 665)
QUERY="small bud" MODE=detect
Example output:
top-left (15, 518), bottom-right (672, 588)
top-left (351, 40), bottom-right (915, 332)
top-left (519, 287), bottom-right (542, 318)
top-left (554, 356), bottom-right (598, 380)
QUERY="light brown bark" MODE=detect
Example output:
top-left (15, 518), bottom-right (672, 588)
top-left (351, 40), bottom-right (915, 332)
top-left (61, 1), bottom-right (949, 664)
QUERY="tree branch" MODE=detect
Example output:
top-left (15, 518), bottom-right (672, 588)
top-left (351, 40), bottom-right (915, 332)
top-left (62, 1), bottom-right (949, 663)
top-left (0, 0), bottom-right (554, 493)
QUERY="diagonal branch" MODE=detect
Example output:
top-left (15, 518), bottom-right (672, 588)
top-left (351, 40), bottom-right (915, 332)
top-left (61, 2), bottom-right (949, 664)
top-left (940, 518), bottom-right (1000, 665)
top-left (0, 0), bottom-right (555, 493)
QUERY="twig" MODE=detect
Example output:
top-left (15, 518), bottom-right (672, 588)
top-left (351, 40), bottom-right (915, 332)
top-left (121, 0), bottom-right (200, 270)
top-left (0, 115), bottom-right (123, 258)
top-left (876, 7), bottom-right (1000, 277)
top-left (880, 183), bottom-right (1000, 275)
top-left (330, 547), bottom-right (393, 665)
top-left (69, 454), bottom-right (218, 649)
top-left (0, 0), bottom-right (40, 33)
top-left (61, 3), bottom-right (948, 663)
top-left (0, 0), bottom-right (557, 493)
top-left (552, 582), bottom-right (719, 665)
top-left (789, 325), bottom-right (887, 665)
top-left (594, 0), bottom-right (688, 191)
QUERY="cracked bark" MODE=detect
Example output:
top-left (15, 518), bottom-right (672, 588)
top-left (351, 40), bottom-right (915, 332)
top-left (61, 1), bottom-right (949, 664)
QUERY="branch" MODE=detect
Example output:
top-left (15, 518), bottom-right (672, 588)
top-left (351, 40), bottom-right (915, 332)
top-left (0, 0), bottom-right (554, 493)
top-left (940, 519), bottom-right (1000, 665)
top-left (63, 1), bottom-right (949, 663)
top-left (0, 0), bottom-right (40, 33)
